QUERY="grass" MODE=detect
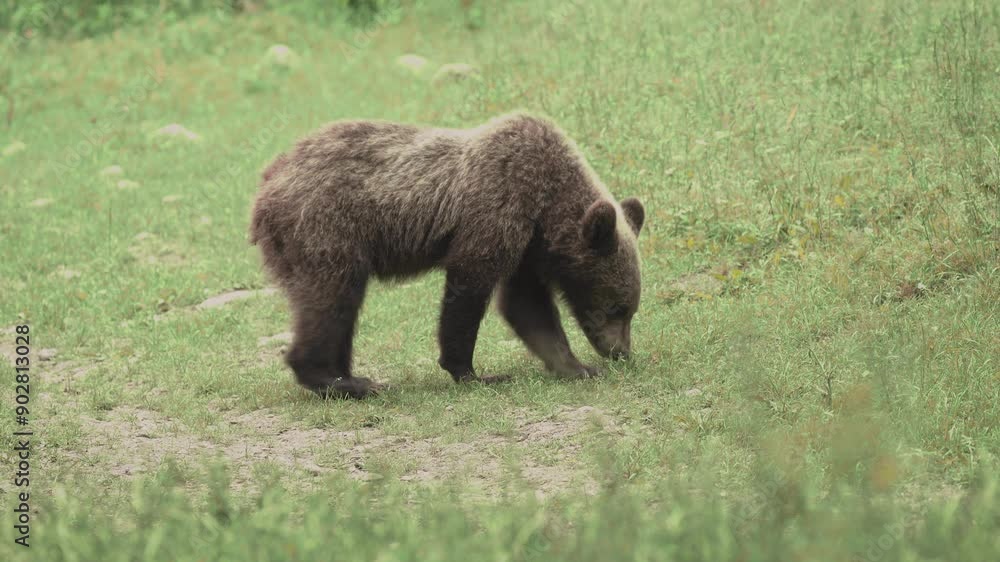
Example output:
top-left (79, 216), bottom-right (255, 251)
top-left (1, 0), bottom-right (998, 559)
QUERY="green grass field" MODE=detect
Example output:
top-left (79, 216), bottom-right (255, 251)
top-left (1, 1), bottom-right (998, 560)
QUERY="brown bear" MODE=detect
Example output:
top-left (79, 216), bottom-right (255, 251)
top-left (250, 112), bottom-right (645, 398)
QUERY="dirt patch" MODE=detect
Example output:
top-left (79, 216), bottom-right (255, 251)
top-left (256, 331), bottom-right (292, 361)
top-left (222, 409), bottom-right (379, 477)
top-left (8, 323), bottom-right (552, 492)
top-left (67, 404), bottom-right (615, 497)
top-left (897, 480), bottom-right (967, 515)
top-left (516, 406), bottom-right (614, 443)
top-left (65, 406), bottom-right (369, 481)
top-left (346, 405), bottom-right (611, 497)
top-left (670, 272), bottom-right (724, 297)
top-left (48, 360), bottom-right (98, 385)
top-left (77, 407), bottom-right (207, 477)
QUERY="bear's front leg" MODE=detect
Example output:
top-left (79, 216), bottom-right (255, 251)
top-left (437, 269), bottom-right (510, 384)
top-left (497, 263), bottom-right (601, 379)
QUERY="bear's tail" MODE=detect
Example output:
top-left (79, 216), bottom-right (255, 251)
top-left (248, 201), bottom-right (268, 246)
top-left (248, 193), bottom-right (293, 280)
top-left (261, 151), bottom-right (291, 184)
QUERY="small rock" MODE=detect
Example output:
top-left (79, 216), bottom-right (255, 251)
top-left (151, 124), bottom-right (201, 143)
top-left (56, 267), bottom-right (81, 280)
top-left (396, 54), bottom-right (429, 74)
top-left (117, 179), bottom-right (140, 190)
top-left (30, 198), bottom-right (54, 207)
top-left (683, 388), bottom-right (703, 398)
top-left (2, 141), bottom-right (26, 157)
top-left (431, 63), bottom-right (481, 85)
top-left (100, 165), bottom-right (124, 177)
top-left (257, 331), bottom-right (293, 346)
top-left (264, 44), bottom-right (299, 68)
top-left (38, 348), bottom-right (58, 361)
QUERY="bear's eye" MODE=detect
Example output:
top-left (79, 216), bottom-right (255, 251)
top-left (605, 303), bottom-right (630, 320)
top-left (614, 301), bottom-right (638, 319)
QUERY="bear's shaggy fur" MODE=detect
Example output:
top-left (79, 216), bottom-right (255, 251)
top-left (251, 112), bottom-right (645, 398)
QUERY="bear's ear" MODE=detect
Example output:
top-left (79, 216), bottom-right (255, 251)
top-left (581, 200), bottom-right (618, 252)
top-left (621, 197), bottom-right (645, 235)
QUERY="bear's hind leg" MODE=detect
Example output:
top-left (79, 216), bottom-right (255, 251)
top-left (498, 264), bottom-right (601, 379)
top-left (284, 272), bottom-right (380, 399)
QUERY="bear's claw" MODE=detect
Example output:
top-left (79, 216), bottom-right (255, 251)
top-left (560, 363), bottom-right (602, 379)
top-left (311, 376), bottom-right (385, 400)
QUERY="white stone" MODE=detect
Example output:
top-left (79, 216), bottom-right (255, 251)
top-left (264, 44), bottom-right (299, 68)
top-left (152, 124), bottom-right (201, 142)
top-left (257, 332), bottom-right (292, 346)
top-left (2, 141), bottom-right (26, 156)
top-left (396, 54), bottom-right (429, 74)
top-left (57, 267), bottom-right (81, 279)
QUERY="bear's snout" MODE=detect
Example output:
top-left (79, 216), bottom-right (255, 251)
top-left (609, 348), bottom-right (630, 361)
top-left (608, 323), bottom-right (632, 360)
top-left (588, 321), bottom-right (631, 361)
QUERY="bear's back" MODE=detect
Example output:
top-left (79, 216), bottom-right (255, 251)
top-left (252, 113), bottom-right (597, 280)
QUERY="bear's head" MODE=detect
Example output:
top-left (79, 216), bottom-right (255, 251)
top-left (561, 197), bottom-right (645, 360)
